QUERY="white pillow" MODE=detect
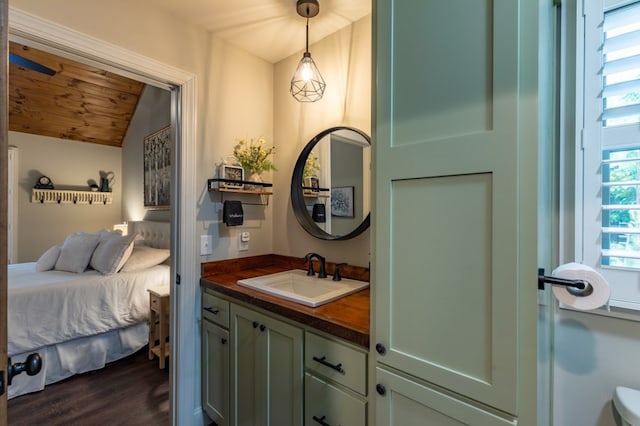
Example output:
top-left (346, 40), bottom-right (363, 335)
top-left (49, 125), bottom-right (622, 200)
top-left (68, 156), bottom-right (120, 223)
top-left (120, 246), bottom-right (170, 272)
top-left (36, 246), bottom-right (61, 272)
top-left (90, 233), bottom-right (136, 275)
top-left (54, 232), bottom-right (101, 273)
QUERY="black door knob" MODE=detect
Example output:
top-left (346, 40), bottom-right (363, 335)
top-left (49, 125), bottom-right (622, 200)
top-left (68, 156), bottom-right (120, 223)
top-left (376, 384), bottom-right (386, 396)
top-left (375, 343), bottom-right (386, 355)
top-left (8, 353), bottom-right (42, 386)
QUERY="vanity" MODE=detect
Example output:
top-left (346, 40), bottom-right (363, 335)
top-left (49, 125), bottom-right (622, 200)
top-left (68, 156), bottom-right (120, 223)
top-left (200, 126), bottom-right (372, 425)
top-left (200, 254), bottom-right (370, 425)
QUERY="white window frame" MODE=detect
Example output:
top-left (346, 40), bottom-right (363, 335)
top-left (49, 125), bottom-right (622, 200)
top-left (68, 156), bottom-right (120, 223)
top-left (571, 0), bottom-right (640, 315)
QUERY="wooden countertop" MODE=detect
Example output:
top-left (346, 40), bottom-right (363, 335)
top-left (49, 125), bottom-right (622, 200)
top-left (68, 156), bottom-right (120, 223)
top-left (200, 254), bottom-right (370, 348)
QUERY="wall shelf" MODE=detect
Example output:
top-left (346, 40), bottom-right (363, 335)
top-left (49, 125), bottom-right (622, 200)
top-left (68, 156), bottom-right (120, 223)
top-left (207, 178), bottom-right (273, 206)
top-left (31, 188), bottom-right (113, 205)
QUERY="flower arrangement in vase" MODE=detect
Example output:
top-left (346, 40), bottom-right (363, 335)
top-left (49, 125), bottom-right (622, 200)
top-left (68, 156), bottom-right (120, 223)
top-left (303, 151), bottom-right (320, 180)
top-left (233, 137), bottom-right (276, 190)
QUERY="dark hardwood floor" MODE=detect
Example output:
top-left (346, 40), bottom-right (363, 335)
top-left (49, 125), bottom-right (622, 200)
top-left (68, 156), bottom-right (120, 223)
top-left (7, 348), bottom-right (169, 426)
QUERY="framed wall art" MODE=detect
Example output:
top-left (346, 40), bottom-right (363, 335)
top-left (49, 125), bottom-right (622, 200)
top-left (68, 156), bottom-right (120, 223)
top-left (331, 186), bottom-right (355, 217)
top-left (144, 126), bottom-right (171, 209)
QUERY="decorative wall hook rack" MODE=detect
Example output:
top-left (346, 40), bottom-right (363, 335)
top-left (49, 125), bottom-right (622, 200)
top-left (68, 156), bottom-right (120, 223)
top-left (31, 189), bottom-right (112, 205)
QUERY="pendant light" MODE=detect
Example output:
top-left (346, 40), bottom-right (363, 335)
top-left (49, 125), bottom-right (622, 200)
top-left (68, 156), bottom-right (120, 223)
top-left (290, 0), bottom-right (326, 102)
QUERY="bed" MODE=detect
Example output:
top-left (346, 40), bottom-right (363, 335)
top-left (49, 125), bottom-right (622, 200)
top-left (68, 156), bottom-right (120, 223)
top-left (7, 221), bottom-right (171, 400)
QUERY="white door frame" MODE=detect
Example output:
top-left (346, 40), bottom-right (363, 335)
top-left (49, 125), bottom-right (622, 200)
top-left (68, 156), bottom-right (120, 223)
top-left (8, 8), bottom-right (200, 425)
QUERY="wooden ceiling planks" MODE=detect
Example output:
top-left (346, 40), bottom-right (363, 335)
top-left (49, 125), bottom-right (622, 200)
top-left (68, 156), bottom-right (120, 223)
top-left (8, 42), bottom-right (145, 147)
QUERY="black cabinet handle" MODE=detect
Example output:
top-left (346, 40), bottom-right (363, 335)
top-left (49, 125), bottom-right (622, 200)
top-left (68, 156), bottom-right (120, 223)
top-left (259, 324), bottom-right (266, 332)
top-left (375, 343), bottom-right (386, 355)
top-left (221, 338), bottom-right (227, 344)
top-left (376, 384), bottom-right (386, 396)
top-left (204, 307), bottom-right (219, 315)
top-left (312, 415), bottom-right (331, 426)
top-left (312, 356), bottom-right (345, 373)
top-left (253, 321), bottom-right (259, 328)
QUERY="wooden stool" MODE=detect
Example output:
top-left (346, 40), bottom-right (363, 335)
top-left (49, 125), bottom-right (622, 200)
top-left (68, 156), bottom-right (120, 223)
top-left (148, 285), bottom-right (170, 368)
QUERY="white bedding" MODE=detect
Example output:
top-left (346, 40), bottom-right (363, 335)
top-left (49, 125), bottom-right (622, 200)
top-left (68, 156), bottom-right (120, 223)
top-left (8, 262), bottom-right (170, 356)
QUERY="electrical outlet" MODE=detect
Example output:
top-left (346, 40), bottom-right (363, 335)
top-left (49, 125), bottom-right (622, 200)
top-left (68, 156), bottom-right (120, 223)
top-left (238, 231), bottom-right (250, 251)
top-left (200, 235), bottom-right (213, 255)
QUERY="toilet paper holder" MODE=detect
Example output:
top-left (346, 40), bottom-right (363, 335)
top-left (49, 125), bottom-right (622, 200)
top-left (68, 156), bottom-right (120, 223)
top-left (538, 268), bottom-right (593, 296)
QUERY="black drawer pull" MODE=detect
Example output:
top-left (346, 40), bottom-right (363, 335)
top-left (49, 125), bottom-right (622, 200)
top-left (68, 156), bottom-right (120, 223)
top-left (204, 307), bottom-right (219, 315)
top-left (253, 321), bottom-right (259, 328)
top-left (312, 356), bottom-right (345, 374)
top-left (312, 415), bottom-right (331, 426)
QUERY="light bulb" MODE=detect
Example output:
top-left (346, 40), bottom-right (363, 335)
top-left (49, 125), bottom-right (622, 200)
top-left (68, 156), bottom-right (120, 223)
top-left (301, 59), bottom-right (313, 81)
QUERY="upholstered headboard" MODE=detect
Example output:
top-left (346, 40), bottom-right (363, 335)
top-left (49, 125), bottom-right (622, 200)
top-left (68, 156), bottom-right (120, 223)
top-left (129, 221), bottom-right (171, 249)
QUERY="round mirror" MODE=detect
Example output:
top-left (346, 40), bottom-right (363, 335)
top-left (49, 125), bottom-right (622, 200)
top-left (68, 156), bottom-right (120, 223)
top-left (291, 126), bottom-right (370, 240)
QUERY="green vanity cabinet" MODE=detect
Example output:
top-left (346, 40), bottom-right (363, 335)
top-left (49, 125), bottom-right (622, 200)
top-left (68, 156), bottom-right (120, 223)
top-left (230, 303), bottom-right (303, 426)
top-left (202, 291), bottom-right (231, 424)
top-left (201, 287), bottom-right (368, 425)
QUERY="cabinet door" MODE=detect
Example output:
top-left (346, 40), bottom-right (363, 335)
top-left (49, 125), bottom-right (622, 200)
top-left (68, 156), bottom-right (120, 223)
top-left (375, 368), bottom-right (516, 426)
top-left (374, 0), bottom-right (539, 420)
top-left (231, 304), bottom-right (303, 426)
top-left (232, 304), bottom-right (263, 426)
top-left (202, 319), bottom-right (229, 425)
top-left (263, 312), bottom-right (303, 426)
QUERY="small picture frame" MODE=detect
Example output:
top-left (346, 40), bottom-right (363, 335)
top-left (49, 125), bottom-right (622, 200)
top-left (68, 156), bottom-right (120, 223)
top-left (304, 177), bottom-right (320, 194)
top-left (220, 164), bottom-right (244, 189)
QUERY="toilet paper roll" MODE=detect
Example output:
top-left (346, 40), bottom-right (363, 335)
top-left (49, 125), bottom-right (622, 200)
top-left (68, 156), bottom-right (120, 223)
top-left (551, 263), bottom-right (610, 310)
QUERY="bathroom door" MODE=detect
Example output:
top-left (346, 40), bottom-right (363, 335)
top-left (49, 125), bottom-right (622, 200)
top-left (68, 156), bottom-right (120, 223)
top-left (372, 0), bottom-right (541, 423)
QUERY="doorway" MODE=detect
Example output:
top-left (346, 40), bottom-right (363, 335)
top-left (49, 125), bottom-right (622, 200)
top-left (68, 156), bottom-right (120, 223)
top-left (5, 8), bottom-right (199, 425)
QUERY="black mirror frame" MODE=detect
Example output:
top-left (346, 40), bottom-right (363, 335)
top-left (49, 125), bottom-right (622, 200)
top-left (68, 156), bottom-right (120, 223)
top-left (291, 126), bottom-right (371, 240)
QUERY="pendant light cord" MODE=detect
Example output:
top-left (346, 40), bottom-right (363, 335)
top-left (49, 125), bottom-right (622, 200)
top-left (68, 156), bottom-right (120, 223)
top-left (305, 17), bottom-right (310, 54)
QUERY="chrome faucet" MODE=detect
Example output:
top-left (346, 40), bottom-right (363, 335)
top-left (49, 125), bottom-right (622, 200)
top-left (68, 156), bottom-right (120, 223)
top-left (304, 252), bottom-right (327, 278)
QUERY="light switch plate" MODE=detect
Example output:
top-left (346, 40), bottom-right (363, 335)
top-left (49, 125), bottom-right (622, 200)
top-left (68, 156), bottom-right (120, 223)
top-left (238, 232), bottom-right (249, 251)
top-left (200, 235), bottom-right (213, 255)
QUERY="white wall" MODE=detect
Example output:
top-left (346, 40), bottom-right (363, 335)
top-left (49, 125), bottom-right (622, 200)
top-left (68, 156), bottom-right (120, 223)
top-left (272, 16), bottom-right (372, 268)
top-left (9, 131), bottom-right (122, 262)
top-left (553, 309), bottom-right (640, 425)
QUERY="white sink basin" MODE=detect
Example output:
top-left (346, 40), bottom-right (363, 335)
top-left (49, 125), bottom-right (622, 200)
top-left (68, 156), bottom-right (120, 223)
top-left (237, 269), bottom-right (369, 307)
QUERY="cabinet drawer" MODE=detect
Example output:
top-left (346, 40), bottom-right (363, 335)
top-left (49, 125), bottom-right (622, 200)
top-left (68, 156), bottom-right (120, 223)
top-left (305, 373), bottom-right (366, 426)
top-left (305, 332), bottom-right (367, 395)
top-left (202, 291), bottom-right (229, 328)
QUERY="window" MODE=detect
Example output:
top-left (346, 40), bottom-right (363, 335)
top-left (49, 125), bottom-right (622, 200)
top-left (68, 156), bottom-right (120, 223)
top-left (579, 0), bottom-right (640, 310)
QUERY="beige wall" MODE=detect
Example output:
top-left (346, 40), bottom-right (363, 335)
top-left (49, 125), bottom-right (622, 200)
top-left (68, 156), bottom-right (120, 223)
top-left (9, 132), bottom-right (123, 262)
top-left (121, 85), bottom-right (172, 223)
top-left (196, 36), bottom-right (274, 260)
top-left (272, 16), bottom-right (372, 267)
